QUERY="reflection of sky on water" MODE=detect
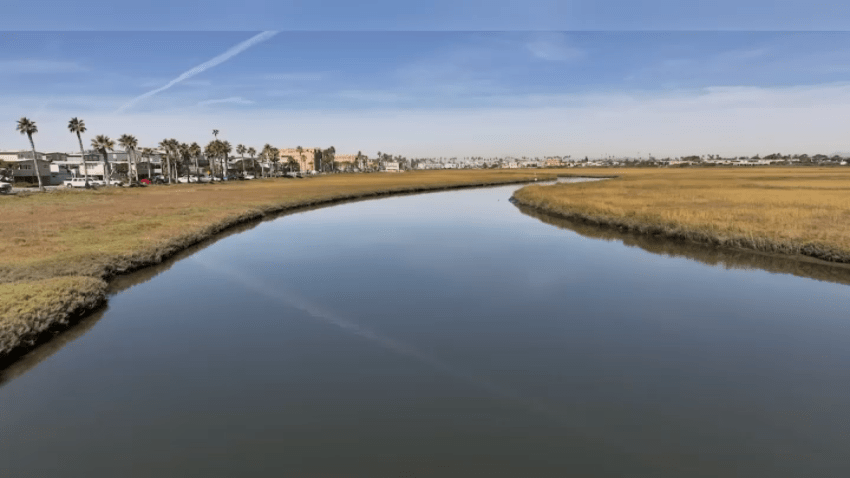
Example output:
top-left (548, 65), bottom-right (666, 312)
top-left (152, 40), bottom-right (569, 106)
top-left (3, 184), bottom-right (850, 477)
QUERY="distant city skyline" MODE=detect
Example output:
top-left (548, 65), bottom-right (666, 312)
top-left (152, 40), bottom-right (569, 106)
top-left (3, 31), bottom-right (850, 158)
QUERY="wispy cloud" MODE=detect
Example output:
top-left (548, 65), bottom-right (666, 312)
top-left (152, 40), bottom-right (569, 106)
top-left (525, 33), bottom-right (585, 62)
top-left (13, 81), bottom-right (847, 157)
top-left (198, 96), bottom-right (255, 106)
top-left (0, 59), bottom-right (87, 73)
top-left (138, 78), bottom-right (213, 88)
top-left (116, 31), bottom-right (278, 113)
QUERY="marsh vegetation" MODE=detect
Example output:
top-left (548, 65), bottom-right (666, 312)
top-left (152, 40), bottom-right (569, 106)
top-left (514, 167), bottom-right (850, 263)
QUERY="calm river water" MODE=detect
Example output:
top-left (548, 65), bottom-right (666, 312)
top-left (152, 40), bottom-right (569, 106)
top-left (2, 182), bottom-right (850, 477)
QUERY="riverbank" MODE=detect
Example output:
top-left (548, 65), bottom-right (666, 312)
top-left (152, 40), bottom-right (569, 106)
top-left (513, 167), bottom-right (850, 264)
top-left (0, 170), bottom-right (558, 361)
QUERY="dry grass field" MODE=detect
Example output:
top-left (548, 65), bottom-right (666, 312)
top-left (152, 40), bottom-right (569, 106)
top-left (514, 167), bottom-right (850, 262)
top-left (0, 170), bottom-right (555, 357)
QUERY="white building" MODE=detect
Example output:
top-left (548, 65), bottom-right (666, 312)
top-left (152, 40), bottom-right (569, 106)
top-left (383, 161), bottom-right (400, 172)
top-left (0, 149), bottom-right (46, 162)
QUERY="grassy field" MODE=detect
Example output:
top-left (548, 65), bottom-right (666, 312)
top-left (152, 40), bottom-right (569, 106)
top-left (0, 169), bottom-right (556, 358)
top-left (513, 167), bottom-right (850, 262)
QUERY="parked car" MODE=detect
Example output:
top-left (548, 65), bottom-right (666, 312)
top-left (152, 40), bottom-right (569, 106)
top-left (0, 181), bottom-right (12, 194)
top-left (65, 177), bottom-right (107, 187)
top-left (64, 178), bottom-right (90, 188)
top-left (176, 176), bottom-right (200, 183)
top-left (139, 178), bottom-right (152, 185)
top-left (243, 174), bottom-right (256, 180)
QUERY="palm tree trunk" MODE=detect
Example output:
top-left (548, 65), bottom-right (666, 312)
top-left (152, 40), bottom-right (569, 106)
top-left (102, 151), bottom-right (111, 184)
top-left (132, 149), bottom-right (139, 183)
top-left (194, 156), bottom-right (200, 182)
top-left (241, 155), bottom-right (246, 177)
top-left (76, 133), bottom-right (89, 187)
top-left (28, 135), bottom-right (44, 191)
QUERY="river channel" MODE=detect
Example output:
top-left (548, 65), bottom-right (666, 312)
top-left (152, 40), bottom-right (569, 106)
top-left (2, 181), bottom-right (850, 477)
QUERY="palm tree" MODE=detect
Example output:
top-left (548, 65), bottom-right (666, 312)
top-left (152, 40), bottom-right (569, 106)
top-left (179, 142), bottom-right (190, 182)
top-left (213, 129), bottom-right (219, 139)
top-left (91, 134), bottom-right (115, 184)
top-left (118, 134), bottom-right (139, 183)
top-left (16, 118), bottom-right (44, 191)
top-left (190, 142), bottom-right (202, 181)
top-left (68, 118), bottom-right (91, 187)
top-left (169, 139), bottom-right (181, 183)
top-left (236, 144), bottom-right (247, 177)
top-left (158, 140), bottom-right (169, 183)
top-left (269, 147), bottom-right (280, 176)
top-left (247, 147), bottom-right (257, 177)
top-left (326, 145), bottom-right (336, 172)
top-left (262, 144), bottom-right (274, 176)
top-left (159, 139), bottom-right (177, 184)
top-left (221, 141), bottom-right (232, 180)
top-left (296, 145), bottom-right (304, 173)
top-left (204, 141), bottom-right (218, 179)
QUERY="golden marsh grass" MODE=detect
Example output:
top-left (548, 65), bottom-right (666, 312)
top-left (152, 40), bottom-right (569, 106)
top-left (513, 167), bottom-right (850, 261)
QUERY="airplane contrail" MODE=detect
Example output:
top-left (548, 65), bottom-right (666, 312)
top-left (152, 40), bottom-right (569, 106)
top-left (191, 259), bottom-right (568, 422)
top-left (189, 258), bottom-right (638, 462)
top-left (116, 31), bottom-right (278, 113)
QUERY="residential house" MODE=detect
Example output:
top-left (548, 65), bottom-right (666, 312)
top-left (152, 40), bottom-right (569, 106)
top-left (0, 149), bottom-right (45, 162)
top-left (4, 157), bottom-right (52, 185)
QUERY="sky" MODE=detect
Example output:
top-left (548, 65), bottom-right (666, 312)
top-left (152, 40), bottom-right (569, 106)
top-left (3, 3), bottom-right (850, 158)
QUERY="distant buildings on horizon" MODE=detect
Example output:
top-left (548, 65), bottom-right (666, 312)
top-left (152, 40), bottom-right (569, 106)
top-left (3, 147), bottom-right (849, 186)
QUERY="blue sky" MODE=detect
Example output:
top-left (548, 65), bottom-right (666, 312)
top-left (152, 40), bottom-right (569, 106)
top-left (7, 0), bottom-right (850, 31)
top-left (4, 28), bottom-right (850, 157)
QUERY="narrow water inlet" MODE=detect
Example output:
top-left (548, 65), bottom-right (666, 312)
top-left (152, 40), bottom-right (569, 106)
top-left (2, 183), bottom-right (849, 477)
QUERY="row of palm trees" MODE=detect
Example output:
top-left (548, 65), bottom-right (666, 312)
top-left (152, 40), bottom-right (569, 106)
top-left (15, 117), bottom-right (289, 191)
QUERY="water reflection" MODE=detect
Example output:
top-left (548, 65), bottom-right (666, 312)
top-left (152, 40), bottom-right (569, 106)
top-left (515, 203), bottom-right (850, 286)
top-left (0, 201), bottom-right (357, 383)
top-left (3, 183), bottom-right (850, 477)
top-left (0, 183), bottom-right (565, 382)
